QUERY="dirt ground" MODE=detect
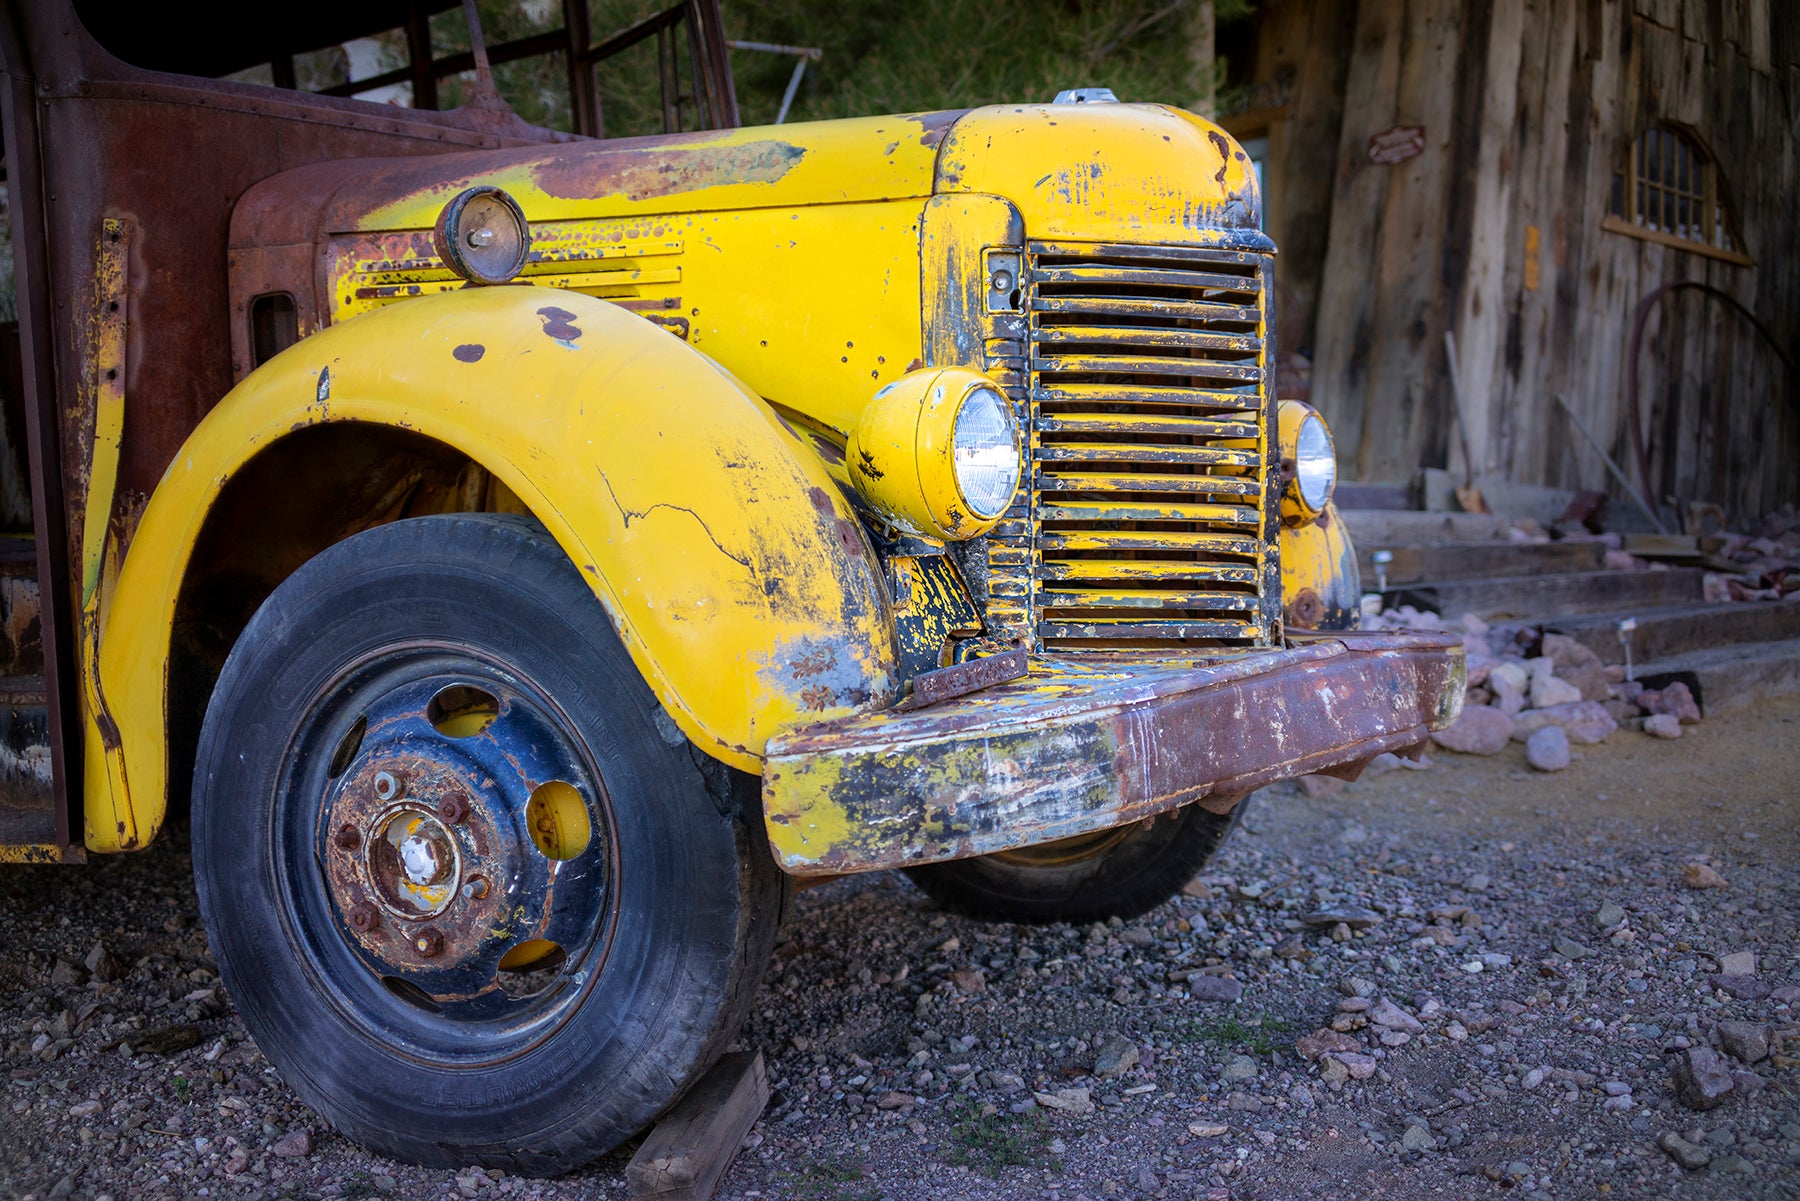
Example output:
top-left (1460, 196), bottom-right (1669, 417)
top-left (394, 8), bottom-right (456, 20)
top-left (2, 693), bottom-right (1796, 1201)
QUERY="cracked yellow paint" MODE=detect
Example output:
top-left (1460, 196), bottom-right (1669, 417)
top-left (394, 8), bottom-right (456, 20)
top-left (85, 287), bottom-right (895, 851)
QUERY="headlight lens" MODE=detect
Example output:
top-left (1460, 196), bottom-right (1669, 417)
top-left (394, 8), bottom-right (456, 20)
top-left (1294, 411), bottom-right (1336, 513)
top-left (952, 387), bottom-right (1021, 520)
top-left (433, 186), bottom-right (530, 286)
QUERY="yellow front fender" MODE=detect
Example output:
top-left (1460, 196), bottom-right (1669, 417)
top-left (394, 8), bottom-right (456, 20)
top-left (88, 288), bottom-right (897, 850)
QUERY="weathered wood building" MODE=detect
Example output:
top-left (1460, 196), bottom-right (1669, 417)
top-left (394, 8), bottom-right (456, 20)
top-left (1218, 0), bottom-right (1797, 524)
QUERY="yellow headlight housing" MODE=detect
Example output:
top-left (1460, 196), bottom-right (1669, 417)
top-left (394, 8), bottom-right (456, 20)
top-left (1278, 400), bottom-right (1338, 526)
top-left (847, 367), bottom-right (1021, 541)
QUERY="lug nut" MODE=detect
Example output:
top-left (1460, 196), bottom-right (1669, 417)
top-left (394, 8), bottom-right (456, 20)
top-left (334, 824), bottom-right (362, 851)
top-left (414, 928), bottom-right (444, 958)
top-left (347, 902), bottom-right (380, 933)
top-left (372, 770), bottom-right (405, 801)
top-left (437, 790), bottom-right (471, 824)
top-left (460, 877), bottom-right (488, 900)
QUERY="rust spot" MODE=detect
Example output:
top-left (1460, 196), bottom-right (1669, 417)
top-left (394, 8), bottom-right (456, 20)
top-left (789, 644), bottom-right (834, 680)
top-left (799, 684), bottom-right (836, 711)
top-left (1285, 588), bottom-right (1325, 630)
top-left (536, 306), bottom-right (582, 343)
top-left (855, 450), bottom-right (884, 480)
top-left (452, 343), bottom-right (486, 363)
top-left (532, 139), bottom-right (807, 203)
top-left (1207, 130), bottom-right (1231, 183)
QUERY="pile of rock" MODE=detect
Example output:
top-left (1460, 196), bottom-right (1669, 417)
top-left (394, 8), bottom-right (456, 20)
top-left (1701, 503), bottom-right (1800, 603)
top-left (1364, 607), bottom-right (1704, 769)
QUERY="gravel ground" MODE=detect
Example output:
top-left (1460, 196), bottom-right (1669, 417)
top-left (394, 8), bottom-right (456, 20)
top-left (3, 694), bottom-right (1796, 1201)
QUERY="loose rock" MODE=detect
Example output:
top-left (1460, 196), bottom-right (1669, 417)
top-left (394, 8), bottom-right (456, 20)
top-left (1219, 1054), bottom-right (1259, 1084)
top-left (1033, 1087), bottom-right (1094, 1115)
top-left (1672, 1047), bottom-right (1735, 1111)
top-left (1369, 998), bottom-right (1424, 1034)
top-left (1644, 713), bottom-right (1682, 739)
top-left (1189, 975), bottom-right (1243, 1003)
top-left (1682, 862), bottom-right (1727, 889)
top-left (1715, 1021), bottom-right (1770, 1064)
top-left (1658, 1131), bottom-right (1711, 1169)
top-left (1511, 700), bottom-right (1618, 745)
top-left (1300, 905), bottom-right (1382, 929)
top-left (1092, 1033), bottom-right (1139, 1078)
top-left (1718, 950), bottom-right (1756, 976)
top-left (271, 1128), bottom-right (314, 1158)
top-left (1525, 726), bottom-right (1571, 771)
top-left (1431, 705), bottom-right (1515, 755)
top-left (1640, 681), bottom-right (1702, 723)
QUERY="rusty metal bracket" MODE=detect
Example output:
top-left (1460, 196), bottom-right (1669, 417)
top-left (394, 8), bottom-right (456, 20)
top-left (80, 216), bottom-right (135, 845)
top-left (901, 647), bottom-right (1028, 709)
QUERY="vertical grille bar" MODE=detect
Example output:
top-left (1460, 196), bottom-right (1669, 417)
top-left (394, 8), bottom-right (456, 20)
top-left (1026, 240), bottom-right (1273, 650)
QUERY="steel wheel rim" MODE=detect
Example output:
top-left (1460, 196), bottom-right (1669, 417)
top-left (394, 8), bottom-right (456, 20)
top-left (273, 643), bottom-right (619, 1065)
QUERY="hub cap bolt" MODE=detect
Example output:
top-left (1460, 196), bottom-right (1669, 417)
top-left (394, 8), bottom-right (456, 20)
top-left (437, 790), bottom-right (471, 824)
top-left (334, 824), bottom-right (361, 851)
top-left (347, 901), bottom-right (380, 933)
top-left (414, 928), bottom-right (444, 958)
top-left (372, 770), bottom-right (405, 802)
top-left (461, 877), bottom-right (488, 900)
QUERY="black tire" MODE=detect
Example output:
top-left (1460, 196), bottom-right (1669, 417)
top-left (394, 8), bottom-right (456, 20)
top-left (192, 514), bottom-right (781, 1175)
top-left (904, 800), bottom-right (1245, 924)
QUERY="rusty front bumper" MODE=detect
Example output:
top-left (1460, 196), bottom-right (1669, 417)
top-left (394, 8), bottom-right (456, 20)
top-left (760, 629), bottom-right (1464, 876)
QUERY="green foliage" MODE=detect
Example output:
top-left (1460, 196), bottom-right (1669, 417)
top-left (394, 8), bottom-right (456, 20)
top-left (722, 0), bottom-right (1232, 126)
top-left (1181, 1009), bottom-right (1293, 1056)
top-left (943, 1103), bottom-right (1058, 1177)
top-left (779, 1155), bottom-right (880, 1201)
top-left (443, 0), bottom-right (1260, 135)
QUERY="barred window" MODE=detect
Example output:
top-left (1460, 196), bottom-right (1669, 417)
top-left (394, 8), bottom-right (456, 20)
top-left (1605, 125), bottom-right (1751, 266)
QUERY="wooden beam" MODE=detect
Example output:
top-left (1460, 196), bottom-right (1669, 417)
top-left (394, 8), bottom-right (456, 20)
top-left (627, 1051), bottom-right (769, 1201)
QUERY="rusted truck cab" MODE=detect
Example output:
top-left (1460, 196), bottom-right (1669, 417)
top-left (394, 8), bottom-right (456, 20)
top-left (1, 0), bottom-right (1462, 1175)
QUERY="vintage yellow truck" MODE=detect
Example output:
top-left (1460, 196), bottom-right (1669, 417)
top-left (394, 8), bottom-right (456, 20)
top-left (0, 0), bottom-right (1461, 1174)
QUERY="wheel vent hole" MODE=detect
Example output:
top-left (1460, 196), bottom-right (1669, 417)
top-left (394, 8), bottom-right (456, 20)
top-left (497, 939), bottom-right (567, 998)
top-left (380, 975), bottom-right (442, 1014)
top-left (526, 781), bottom-right (591, 860)
top-left (428, 685), bottom-right (499, 738)
top-left (327, 715), bottom-right (367, 778)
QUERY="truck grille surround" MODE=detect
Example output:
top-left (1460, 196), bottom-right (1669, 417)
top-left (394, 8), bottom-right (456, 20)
top-left (984, 241), bottom-right (1281, 652)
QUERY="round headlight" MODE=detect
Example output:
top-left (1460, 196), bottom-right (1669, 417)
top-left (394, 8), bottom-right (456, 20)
top-left (952, 386), bottom-right (1021, 520)
top-left (848, 368), bottom-right (1020, 540)
top-left (433, 186), bottom-right (530, 286)
top-left (1277, 400), bottom-right (1337, 525)
top-left (1294, 410), bottom-right (1336, 513)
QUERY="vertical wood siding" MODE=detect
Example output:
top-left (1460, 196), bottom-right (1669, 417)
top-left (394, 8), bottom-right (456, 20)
top-left (1233, 0), bottom-right (1797, 521)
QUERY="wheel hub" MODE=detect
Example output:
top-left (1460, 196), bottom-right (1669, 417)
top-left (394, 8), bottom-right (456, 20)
top-left (312, 672), bottom-right (612, 1022)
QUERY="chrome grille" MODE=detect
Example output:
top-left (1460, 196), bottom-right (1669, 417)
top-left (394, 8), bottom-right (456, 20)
top-left (1027, 241), bottom-right (1276, 649)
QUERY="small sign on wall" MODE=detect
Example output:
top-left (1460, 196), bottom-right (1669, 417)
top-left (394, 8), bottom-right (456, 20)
top-left (1367, 125), bottom-right (1425, 164)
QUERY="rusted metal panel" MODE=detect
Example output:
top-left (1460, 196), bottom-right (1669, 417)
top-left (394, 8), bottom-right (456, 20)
top-left (762, 630), bottom-right (1464, 876)
top-left (0, 4), bottom-right (578, 843)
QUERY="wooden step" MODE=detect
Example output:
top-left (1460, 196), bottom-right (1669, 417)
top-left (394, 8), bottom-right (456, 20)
top-left (1631, 636), bottom-right (1800, 714)
top-left (1544, 601), bottom-right (1800, 665)
top-left (1383, 567), bottom-right (1707, 621)
top-left (1358, 540), bottom-right (1606, 586)
top-left (1340, 509), bottom-right (1510, 546)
